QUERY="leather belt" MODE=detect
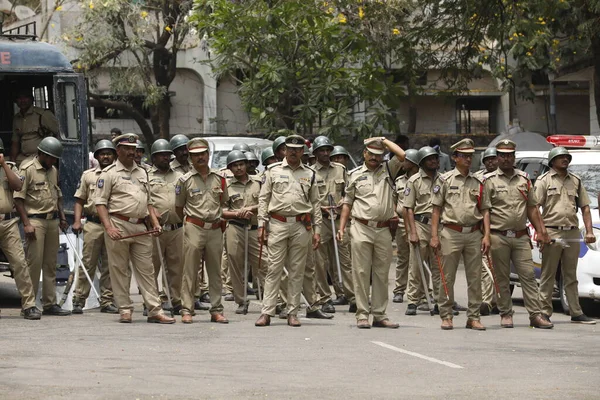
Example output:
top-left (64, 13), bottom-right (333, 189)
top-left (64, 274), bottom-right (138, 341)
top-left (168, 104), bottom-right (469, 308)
top-left (229, 220), bottom-right (258, 230)
top-left (28, 212), bottom-right (58, 220)
top-left (354, 218), bottom-right (391, 228)
top-left (414, 214), bottom-right (431, 225)
top-left (444, 222), bottom-right (482, 233)
top-left (270, 213), bottom-right (307, 223)
top-left (185, 216), bottom-right (221, 230)
top-left (546, 226), bottom-right (578, 231)
top-left (0, 212), bottom-right (16, 222)
top-left (86, 215), bottom-right (101, 224)
top-left (111, 213), bottom-right (146, 224)
top-left (491, 229), bottom-right (528, 238)
top-left (162, 223), bottom-right (183, 231)
top-left (322, 212), bottom-right (340, 220)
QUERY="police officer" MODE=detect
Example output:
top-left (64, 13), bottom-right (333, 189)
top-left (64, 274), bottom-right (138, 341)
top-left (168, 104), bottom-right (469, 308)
top-left (534, 147), bottom-right (596, 324)
top-left (175, 138), bottom-right (229, 324)
top-left (71, 139), bottom-right (118, 314)
top-left (255, 134), bottom-right (323, 327)
top-left (392, 148), bottom-right (419, 303)
top-left (272, 136), bottom-right (287, 162)
top-left (135, 140), bottom-right (150, 169)
top-left (11, 89), bottom-right (59, 166)
top-left (222, 150), bottom-right (265, 314)
top-left (245, 151), bottom-right (260, 175)
top-left (476, 148), bottom-right (499, 316)
top-left (430, 139), bottom-right (486, 331)
top-left (481, 139), bottom-right (553, 329)
top-left (330, 145), bottom-right (351, 169)
top-left (148, 139), bottom-right (185, 314)
top-left (95, 133), bottom-right (175, 324)
top-left (14, 137), bottom-right (70, 316)
top-left (338, 137), bottom-right (405, 329)
top-left (0, 139), bottom-right (41, 320)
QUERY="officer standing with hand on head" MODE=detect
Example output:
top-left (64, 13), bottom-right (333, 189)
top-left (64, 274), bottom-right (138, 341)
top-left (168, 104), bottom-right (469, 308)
top-left (95, 133), bottom-right (175, 324)
top-left (481, 139), bottom-right (553, 329)
top-left (430, 139), bottom-right (486, 331)
top-left (14, 137), bottom-right (70, 316)
top-left (535, 147), bottom-right (596, 324)
top-left (338, 137), bottom-right (405, 329)
top-left (71, 139), bottom-right (118, 314)
top-left (0, 139), bottom-right (41, 320)
top-left (255, 134), bottom-right (323, 328)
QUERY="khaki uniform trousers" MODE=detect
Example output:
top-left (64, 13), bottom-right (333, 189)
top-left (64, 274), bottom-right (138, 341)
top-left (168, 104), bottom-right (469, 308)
top-left (25, 218), bottom-right (59, 308)
top-left (1, 218), bottom-right (36, 309)
top-left (394, 227), bottom-right (410, 295)
top-left (481, 255), bottom-right (496, 306)
top-left (104, 217), bottom-right (164, 317)
top-left (407, 221), bottom-right (441, 305)
top-left (261, 219), bottom-right (310, 317)
top-left (73, 221), bottom-right (113, 308)
top-left (181, 222), bottom-right (223, 315)
top-left (317, 217), bottom-right (355, 302)
top-left (194, 263), bottom-right (209, 299)
top-left (438, 228), bottom-right (482, 320)
top-left (226, 224), bottom-right (266, 305)
top-left (539, 228), bottom-right (582, 317)
top-left (221, 231), bottom-right (233, 294)
top-left (350, 222), bottom-right (393, 322)
top-left (152, 227), bottom-right (184, 308)
top-left (303, 239), bottom-right (325, 312)
top-left (490, 233), bottom-right (542, 318)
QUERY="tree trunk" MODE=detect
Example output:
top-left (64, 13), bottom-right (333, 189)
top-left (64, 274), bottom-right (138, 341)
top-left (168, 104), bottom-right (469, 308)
top-left (157, 95), bottom-right (171, 139)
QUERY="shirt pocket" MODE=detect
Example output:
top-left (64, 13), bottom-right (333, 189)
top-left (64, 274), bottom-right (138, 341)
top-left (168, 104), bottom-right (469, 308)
top-left (149, 179), bottom-right (169, 195)
top-left (445, 186), bottom-right (462, 204)
top-left (316, 180), bottom-right (327, 197)
top-left (32, 181), bottom-right (54, 201)
top-left (355, 180), bottom-right (373, 196)
top-left (272, 177), bottom-right (290, 194)
top-left (334, 178), bottom-right (345, 195)
top-left (566, 188), bottom-right (579, 208)
top-left (230, 193), bottom-right (245, 208)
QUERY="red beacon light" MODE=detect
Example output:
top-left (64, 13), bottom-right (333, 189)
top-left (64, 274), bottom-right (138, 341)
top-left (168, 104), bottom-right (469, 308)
top-left (546, 135), bottom-right (600, 149)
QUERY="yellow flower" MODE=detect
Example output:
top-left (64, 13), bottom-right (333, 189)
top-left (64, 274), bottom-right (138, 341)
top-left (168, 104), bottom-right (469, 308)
top-left (56, 5), bottom-right (63, 11)
top-left (165, 26), bottom-right (172, 32)
top-left (338, 14), bottom-right (347, 24)
top-left (392, 28), bottom-right (400, 35)
top-left (327, 7), bottom-right (334, 14)
top-left (62, 34), bottom-right (70, 41)
top-left (556, 57), bottom-right (560, 62)
top-left (141, 11), bottom-right (148, 18)
top-left (478, 62), bottom-right (483, 66)
top-left (358, 7), bottom-right (364, 19)
top-left (76, 36), bottom-right (83, 42)
top-left (526, 52), bottom-right (532, 56)
top-left (89, 1), bottom-right (94, 9)
top-left (540, 21), bottom-right (546, 25)
top-left (508, 74), bottom-right (513, 78)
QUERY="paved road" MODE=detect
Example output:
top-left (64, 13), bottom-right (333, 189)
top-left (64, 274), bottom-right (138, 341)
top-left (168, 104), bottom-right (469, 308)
top-left (0, 268), bottom-right (599, 400)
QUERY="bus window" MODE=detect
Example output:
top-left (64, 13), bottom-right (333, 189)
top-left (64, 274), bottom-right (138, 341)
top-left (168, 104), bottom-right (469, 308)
top-left (55, 81), bottom-right (79, 140)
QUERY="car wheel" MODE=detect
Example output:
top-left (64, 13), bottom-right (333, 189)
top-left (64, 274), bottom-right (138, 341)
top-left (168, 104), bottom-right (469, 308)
top-left (559, 275), bottom-right (570, 316)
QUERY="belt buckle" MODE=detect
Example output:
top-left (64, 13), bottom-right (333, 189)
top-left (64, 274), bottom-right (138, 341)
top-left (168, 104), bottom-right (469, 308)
top-left (367, 220), bottom-right (377, 228)
top-left (506, 230), bottom-right (516, 238)
top-left (0, 214), bottom-right (4, 221)
top-left (130, 217), bottom-right (140, 224)
top-left (286, 216), bottom-right (296, 223)
top-left (461, 226), bottom-right (470, 233)
top-left (163, 224), bottom-right (172, 231)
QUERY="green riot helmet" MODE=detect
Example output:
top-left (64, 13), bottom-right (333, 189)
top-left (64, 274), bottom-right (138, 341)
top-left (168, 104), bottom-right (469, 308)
top-left (404, 149), bottom-right (419, 165)
top-left (37, 137), bottom-right (63, 159)
top-left (169, 134), bottom-right (190, 151)
top-left (232, 143), bottom-right (251, 152)
top-left (417, 146), bottom-right (438, 164)
top-left (303, 144), bottom-right (310, 155)
top-left (245, 151), bottom-right (259, 164)
top-left (482, 147), bottom-right (497, 160)
top-left (330, 145), bottom-right (350, 158)
top-left (261, 147), bottom-right (276, 165)
top-left (94, 139), bottom-right (116, 155)
top-left (136, 140), bottom-right (145, 151)
top-left (272, 136), bottom-right (287, 153)
top-left (227, 150), bottom-right (248, 167)
top-left (312, 136), bottom-right (334, 152)
top-left (151, 139), bottom-right (173, 156)
top-left (548, 146), bottom-right (572, 166)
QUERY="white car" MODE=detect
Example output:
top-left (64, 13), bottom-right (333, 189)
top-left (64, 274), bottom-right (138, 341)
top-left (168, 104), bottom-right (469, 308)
top-left (515, 147), bottom-right (600, 314)
top-left (203, 136), bottom-right (274, 171)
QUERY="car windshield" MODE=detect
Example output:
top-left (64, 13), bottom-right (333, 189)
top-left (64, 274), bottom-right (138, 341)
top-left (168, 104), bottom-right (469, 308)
top-left (211, 144), bottom-right (271, 170)
top-left (569, 164), bottom-right (600, 209)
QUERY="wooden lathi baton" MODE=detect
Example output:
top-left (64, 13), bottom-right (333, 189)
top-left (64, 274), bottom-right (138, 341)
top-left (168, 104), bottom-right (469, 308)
top-left (115, 228), bottom-right (160, 240)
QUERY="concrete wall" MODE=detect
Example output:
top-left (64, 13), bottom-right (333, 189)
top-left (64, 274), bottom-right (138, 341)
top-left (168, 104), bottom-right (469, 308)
top-left (515, 94), bottom-right (590, 135)
top-left (215, 75), bottom-right (250, 134)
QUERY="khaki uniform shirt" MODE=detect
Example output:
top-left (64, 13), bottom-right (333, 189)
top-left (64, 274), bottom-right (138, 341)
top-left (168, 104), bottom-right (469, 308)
top-left (175, 168), bottom-right (228, 221)
top-left (432, 168), bottom-right (484, 226)
top-left (258, 159), bottom-right (322, 234)
top-left (170, 159), bottom-right (190, 175)
top-left (95, 160), bottom-right (151, 219)
top-left (218, 167), bottom-right (234, 179)
top-left (225, 175), bottom-right (261, 226)
top-left (74, 167), bottom-right (103, 216)
top-left (481, 168), bottom-right (536, 231)
top-left (14, 157), bottom-right (62, 214)
top-left (12, 106), bottom-right (59, 156)
top-left (0, 162), bottom-right (18, 214)
top-left (314, 161), bottom-right (347, 207)
top-left (148, 166), bottom-right (183, 225)
top-left (394, 173), bottom-right (411, 227)
top-left (534, 169), bottom-right (590, 227)
top-left (403, 168), bottom-right (441, 215)
top-left (344, 158), bottom-right (402, 222)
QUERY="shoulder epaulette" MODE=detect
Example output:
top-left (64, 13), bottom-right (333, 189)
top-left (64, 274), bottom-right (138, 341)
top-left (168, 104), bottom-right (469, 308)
top-left (331, 161), bottom-right (346, 170)
top-left (6, 161), bottom-right (16, 167)
top-left (407, 173), bottom-right (420, 183)
top-left (516, 169), bottom-right (529, 179)
top-left (537, 171), bottom-right (550, 181)
top-left (483, 170), bottom-right (497, 179)
top-left (102, 163), bottom-right (116, 173)
top-left (348, 166), bottom-right (361, 175)
top-left (19, 159), bottom-right (35, 170)
top-left (267, 162), bottom-right (282, 170)
top-left (179, 170), bottom-right (194, 182)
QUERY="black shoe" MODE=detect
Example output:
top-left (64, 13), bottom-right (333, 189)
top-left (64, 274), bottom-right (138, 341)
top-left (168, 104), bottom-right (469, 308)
top-left (72, 304), bottom-right (84, 314)
top-left (199, 293), bottom-right (210, 303)
top-left (246, 286), bottom-right (256, 295)
top-left (161, 301), bottom-right (172, 311)
top-left (491, 305), bottom-right (500, 315)
top-left (393, 293), bottom-right (404, 303)
top-left (321, 302), bottom-right (336, 314)
top-left (453, 301), bottom-right (467, 312)
top-left (332, 295), bottom-right (348, 306)
top-left (42, 304), bottom-right (71, 316)
top-left (194, 299), bottom-right (209, 311)
top-left (480, 302), bottom-right (491, 316)
top-left (172, 305), bottom-right (182, 316)
top-left (101, 304), bottom-right (119, 314)
top-left (143, 306), bottom-right (148, 317)
top-left (23, 306), bottom-right (41, 320)
top-left (235, 303), bottom-right (249, 315)
top-left (224, 293), bottom-right (234, 301)
top-left (348, 303), bottom-right (357, 313)
top-left (571, 314), bottom-right (596, 324)
top-left (279, 308), bottom-right (288, 319)
top-left (306, 309), bottom-right (334, 319)
top-left (275, 304), bottom-right (283, 315)
top-left (405, 304), bottom-right (417, 316)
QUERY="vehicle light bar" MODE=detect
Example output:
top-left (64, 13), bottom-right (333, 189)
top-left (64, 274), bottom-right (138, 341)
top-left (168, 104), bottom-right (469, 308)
top-left (546, 135), bottom-right (600, 148)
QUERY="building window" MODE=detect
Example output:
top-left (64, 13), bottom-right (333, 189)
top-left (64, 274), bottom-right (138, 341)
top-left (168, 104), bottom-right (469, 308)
top-left (93, 96), bottom-right (151, 119)
top-left (456, 98), bottom-right (492, 134)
